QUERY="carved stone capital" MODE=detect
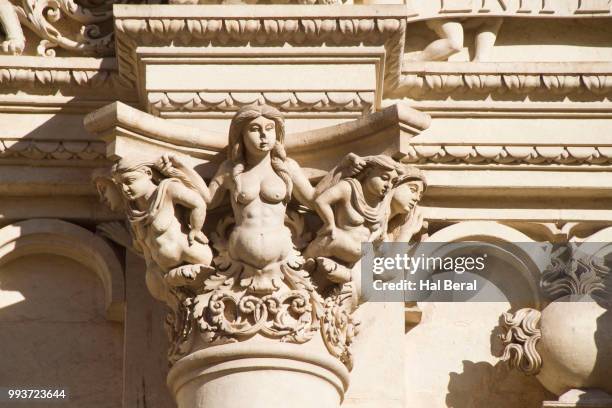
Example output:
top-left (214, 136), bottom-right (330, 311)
top-left (86, 102), bottom-right (429, 408)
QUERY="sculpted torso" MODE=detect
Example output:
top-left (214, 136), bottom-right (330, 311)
top-left (138, 183), bottom-right (208, 269)
top-left (206, 109), bottom-right (315, 270)
top-left (227, 159), bottom-right (294, 269)
top-left (320, 180), bottom-right (372, 261)
top-left (114, 165), bottom-right (212, 274)
top-left (306, 161), bottom-right (400, 265)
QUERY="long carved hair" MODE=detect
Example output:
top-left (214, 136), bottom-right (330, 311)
top-left (227, 104), bottom-right (292, 203)
top-left (355, 155), bottom-right (402, 183)
top-left (112, 158), bottom-right (161, 186)
top-left (112, 156), bottom-right (201, 193)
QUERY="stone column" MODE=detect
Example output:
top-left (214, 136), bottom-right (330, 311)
top-left (167, 340), bottom-right (349, 408)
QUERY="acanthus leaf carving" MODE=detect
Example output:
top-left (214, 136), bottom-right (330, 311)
top-left (541, 244), bottom-right (611, 301)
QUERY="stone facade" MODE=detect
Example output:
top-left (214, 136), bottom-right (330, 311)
top-left (0, 1), bottom-right (611, 407)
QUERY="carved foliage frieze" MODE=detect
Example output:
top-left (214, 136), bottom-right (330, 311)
top-left (148, 91), bottom-right (375, 115)
top-left (398, 71), bottom-right (612, 99)
top-left (403, 145), bottom-right (612, 166)
top-left (1, 140), bottom-right (105, 161)
top-left (0, 65), bottom-right (128, 93)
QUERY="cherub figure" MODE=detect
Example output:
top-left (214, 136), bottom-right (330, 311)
top-left (111, 154), bottom-right (213, 302)
top-left (305, 153), bottom-right (424, 283)
top-left (0, 0), bottom-right (24, 55)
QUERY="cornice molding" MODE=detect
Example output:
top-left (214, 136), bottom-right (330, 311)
top-left (148, 91), bottom-right (375, 117)
top-left (403, 144), bottom-right (612, 166)
top-left (0, 0), bottom-right (610, 59)
top-left (0, 139), bottom-right (106, 163)
top-left (395, 62), bottom-right (612, 100)
top-left (84, 101), bottom-right (431, 176)
top-left (113, 5), bottom-right (407, 92)
top-left (0, 56), bottom-right (135, 100)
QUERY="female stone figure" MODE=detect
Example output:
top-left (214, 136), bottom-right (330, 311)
top-left (387, 167), bottom-right (427, 242)
top-left (304, 154), bottom-right (424, 283)
top-left (205, 104), bottom-right (315, 294)
top-left (111, 156), bottom-right (213, 302)
top-left (92, 168), bottom-right (136, 252)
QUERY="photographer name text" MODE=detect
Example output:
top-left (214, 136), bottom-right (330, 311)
top-left (373, 278), bottom-right (478, 292)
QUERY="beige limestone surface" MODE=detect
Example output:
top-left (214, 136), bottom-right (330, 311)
top-left (0, 254), bottom-right (123, 407)
top-left (0, 1), bottom-right (610, 407)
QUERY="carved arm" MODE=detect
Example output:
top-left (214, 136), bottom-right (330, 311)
top-left (205, 161), bottom-right (231, 209)
top-left (286, 158), bottom-right (316, 209)
top-left (313, 180), bottom-right (351, 236)
top-left (166, 182), bottom-right (208, 245)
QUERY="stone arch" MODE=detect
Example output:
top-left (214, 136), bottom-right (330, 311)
top-left (423, 221), bottom-right (549, 307)
top-left (0, 218), bottom-right (125, 321)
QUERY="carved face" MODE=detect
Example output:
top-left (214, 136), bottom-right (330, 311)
top-left (117, 169), bottom-right (156, 201)
top-left (242, 116), bottom-right (277, 155)
top-left (407, 181), bottom-right (424, 207)
top-left (96, 178), bottom-right (123, 212)
top-left (403, 181), bottom-right (424, 210)
top-left (364, 167), bottom-right (398, 200)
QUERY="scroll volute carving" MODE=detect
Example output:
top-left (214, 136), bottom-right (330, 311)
top-left (87, 102), bottom-right (429, 368)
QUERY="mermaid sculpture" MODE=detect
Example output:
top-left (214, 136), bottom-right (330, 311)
top-left (305, 153), bottom-right (426, 284)
top-left (203, 104), bottom-right (315, 294)
top-left (111, 155), bottom-right (213, 302)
